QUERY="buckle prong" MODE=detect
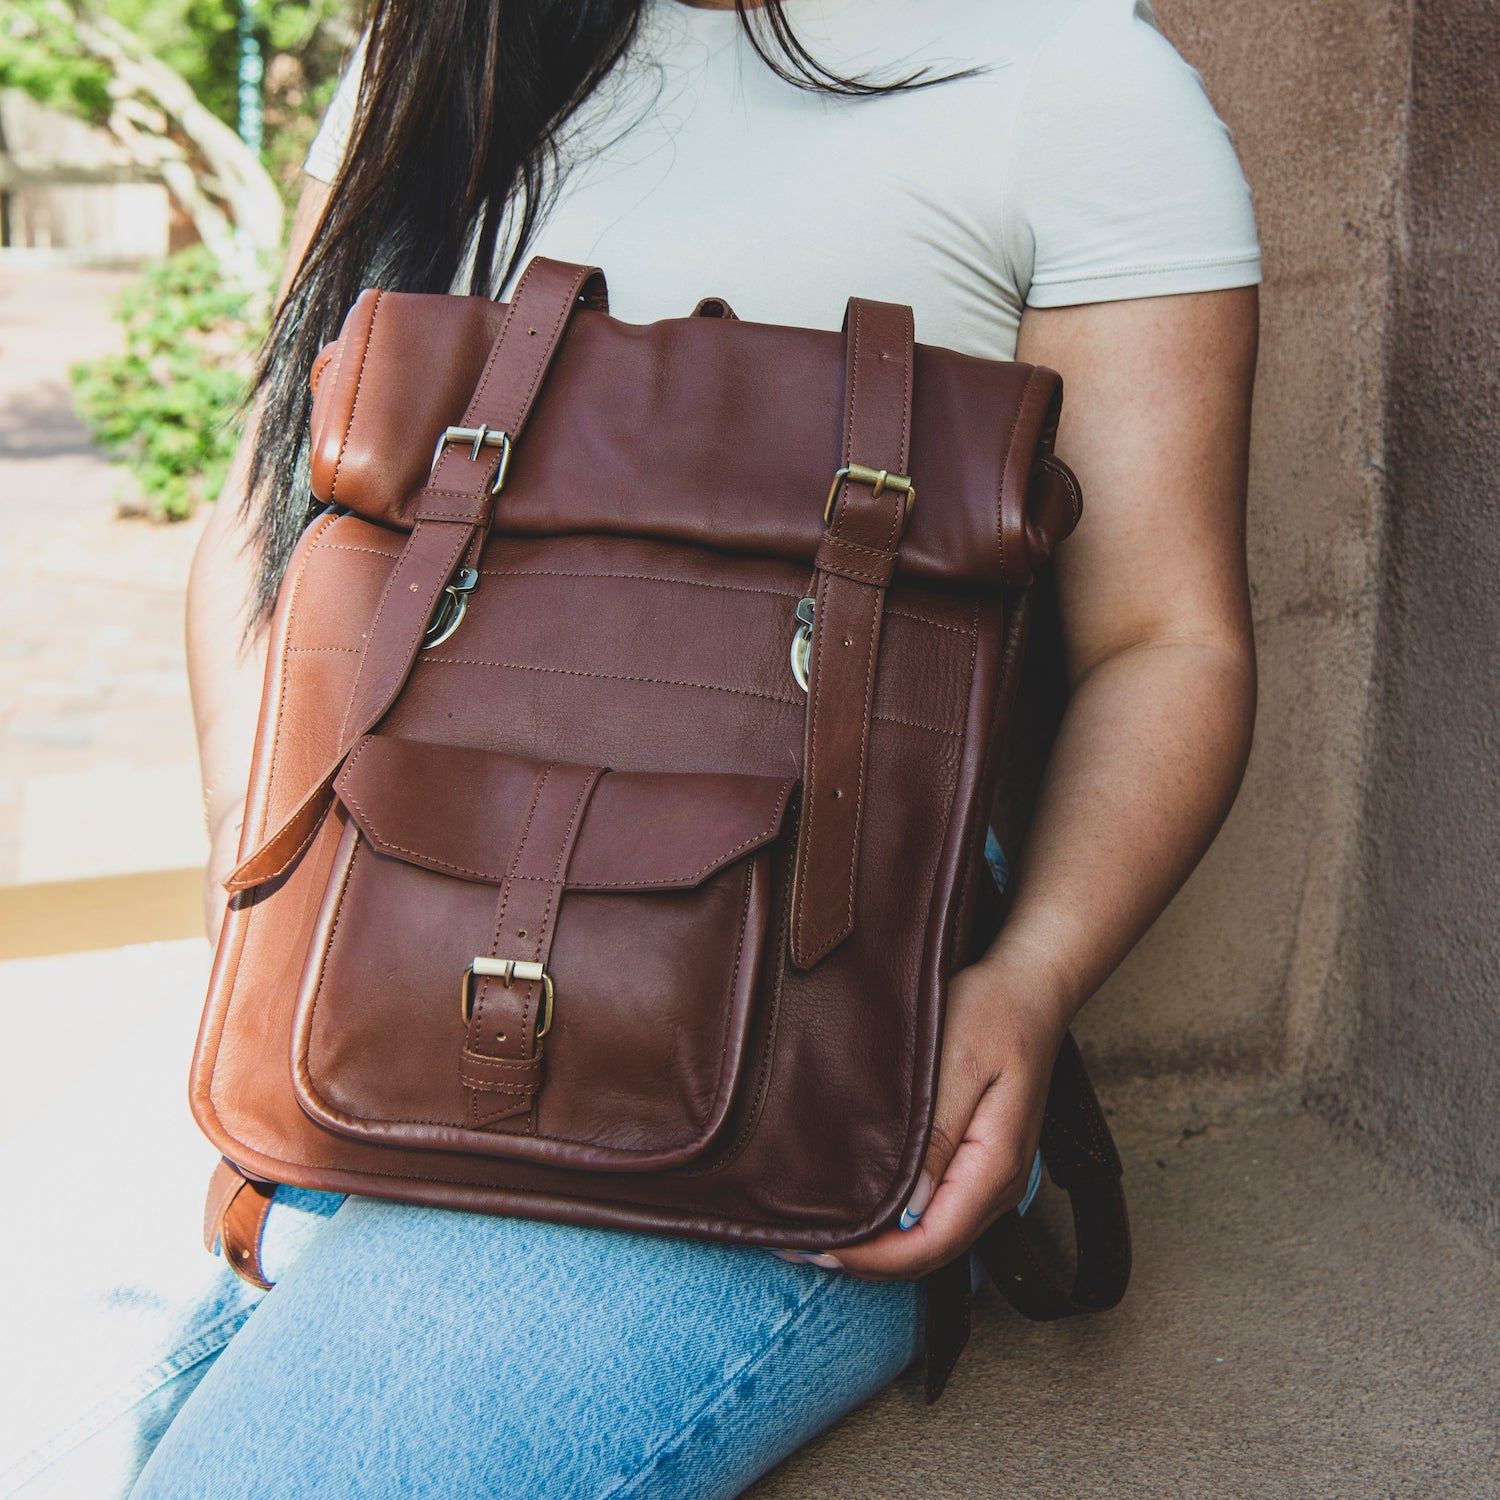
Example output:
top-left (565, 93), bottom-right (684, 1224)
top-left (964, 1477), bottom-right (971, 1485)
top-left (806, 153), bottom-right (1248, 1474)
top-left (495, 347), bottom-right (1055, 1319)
top-left (429, 425), bottom-right (514, 495)
top-left (460, 957), bottom-right (555, 1038)
top-left (822, 463), bottom-right (915, 528)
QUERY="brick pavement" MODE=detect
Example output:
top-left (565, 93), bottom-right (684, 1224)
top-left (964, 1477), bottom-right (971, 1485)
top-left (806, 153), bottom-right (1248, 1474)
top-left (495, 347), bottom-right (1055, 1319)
top-left (0, 265), bottom-right (209, 885)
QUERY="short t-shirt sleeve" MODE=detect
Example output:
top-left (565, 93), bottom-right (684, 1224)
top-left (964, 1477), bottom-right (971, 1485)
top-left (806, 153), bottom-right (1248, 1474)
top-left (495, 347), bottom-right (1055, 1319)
top-left (1002, 0), bottom-right (1261, 307)
top-left (302, 30), bottom-right (368, 184)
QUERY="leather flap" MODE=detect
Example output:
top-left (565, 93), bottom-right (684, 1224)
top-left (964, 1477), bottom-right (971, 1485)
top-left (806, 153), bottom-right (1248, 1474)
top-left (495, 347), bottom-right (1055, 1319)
top-left (307, 290), bottom-right (1077, 589)
top-left (335, 734), bottom-right (796, 891)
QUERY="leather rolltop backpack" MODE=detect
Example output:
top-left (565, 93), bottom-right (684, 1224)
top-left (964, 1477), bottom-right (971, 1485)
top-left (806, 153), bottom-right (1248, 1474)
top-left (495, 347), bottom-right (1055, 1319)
top-left (193, 257), bottom-right (1129, 1400)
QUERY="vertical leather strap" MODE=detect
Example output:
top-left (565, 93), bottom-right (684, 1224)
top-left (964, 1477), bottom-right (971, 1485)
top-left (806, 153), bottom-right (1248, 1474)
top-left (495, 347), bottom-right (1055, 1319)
top-left (788, 297), bottom-right (915, 968)
top-left (460, 762), bottom-right (604, 1130)
top-left (204, 1157), bottom-right (276, 1291)
top-left (978, 1032), bottom-right (1131, 1318)
top-left (922, 1032), bottom-right (1132, 1402)
top-left (228, 259), bottom-right (607, 892)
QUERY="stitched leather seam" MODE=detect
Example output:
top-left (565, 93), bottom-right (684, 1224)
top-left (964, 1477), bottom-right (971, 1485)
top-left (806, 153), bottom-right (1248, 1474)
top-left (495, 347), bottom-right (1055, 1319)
top-left (335, 521), bottom-right (468, 749)
top-left (527, 856), bottom-right (757, 1151)
top-left (263, 513), bottom-right (339, 845)
top-left (286, 646), bottom-right (361, 655)
top-left (328, 289), bottom-right (382, 504)
top-left (416, 654), bottom-right (961, 737)
top-left (514, 267), bottom-right (584, 433)
top-left (473, 566), bottom-right (973, 635)
top-left (341, 758), bottom-right (792, 885)
top-left (1040, 454), bottom-right (1083, 528)
top-left (995, 366), bottom-right (1038, 581)
top-left (946, 602), bottom-right (983, 959)
top-left (514, 768), bottom-right (601, 1077)
top-left (470, 764), bottom-right (552, 1108)
top-left (421, 654), bottom-right (803, 710)
top-left (795, 302), bottom-right (910, 957)
top-left (317, 856), bottom-right (760, 1150)
top-left (303, 826), bottom-right (365, 1110)
top-left (820, 535), bottom-right (899, 564)
top-left (684, 808), bottom-right (795, 1176)
top-left (815, 558), bottom-right (895, 587)
top-left (314, 543), bottom-right (403, 559)
top-left (245, 804), bottom-right (326, 887)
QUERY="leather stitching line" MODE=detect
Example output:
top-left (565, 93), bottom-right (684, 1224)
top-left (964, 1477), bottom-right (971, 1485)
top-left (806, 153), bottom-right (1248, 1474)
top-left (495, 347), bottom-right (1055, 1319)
top-left (262, 513), bottom-right (338, 850)
top-left (472, 565), bottom-right (972, 635)
top-left (468, 763), bottom-right (552, 1126)
top-left (329, 289), bottom-right (382, 504)
top-left (995, 367), bottom-right (1038, 582)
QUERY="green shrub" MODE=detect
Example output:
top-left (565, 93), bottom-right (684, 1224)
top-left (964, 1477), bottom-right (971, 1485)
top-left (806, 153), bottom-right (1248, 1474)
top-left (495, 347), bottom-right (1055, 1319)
top-left (70, 245), bottom-right (264, 521)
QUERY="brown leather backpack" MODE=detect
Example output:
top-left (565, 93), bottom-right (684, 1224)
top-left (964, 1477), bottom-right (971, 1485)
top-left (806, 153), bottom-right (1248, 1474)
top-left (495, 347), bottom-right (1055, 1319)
top-left (193, 257), bottom-right (1128, 1400)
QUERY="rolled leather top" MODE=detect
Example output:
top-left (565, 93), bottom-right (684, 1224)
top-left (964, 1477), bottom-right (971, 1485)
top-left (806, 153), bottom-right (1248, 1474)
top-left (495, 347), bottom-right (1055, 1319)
top-left (308, 288), bottom-right (1080, 590)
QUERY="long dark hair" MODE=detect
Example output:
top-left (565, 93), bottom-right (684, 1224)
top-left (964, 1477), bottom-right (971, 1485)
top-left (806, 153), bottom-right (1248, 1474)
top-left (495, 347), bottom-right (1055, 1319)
top-left (242, 0), bottom-right (960, 622)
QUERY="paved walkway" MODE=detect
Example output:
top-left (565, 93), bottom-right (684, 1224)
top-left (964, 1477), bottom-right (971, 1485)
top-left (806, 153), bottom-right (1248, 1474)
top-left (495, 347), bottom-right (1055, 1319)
top-left (0, 265), bottom-right (208, 886)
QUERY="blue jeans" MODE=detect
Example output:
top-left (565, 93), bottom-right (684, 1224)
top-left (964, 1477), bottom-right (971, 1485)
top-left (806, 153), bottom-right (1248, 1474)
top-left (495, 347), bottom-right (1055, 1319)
top-left (1, 833), bottom-right (1035, 1498)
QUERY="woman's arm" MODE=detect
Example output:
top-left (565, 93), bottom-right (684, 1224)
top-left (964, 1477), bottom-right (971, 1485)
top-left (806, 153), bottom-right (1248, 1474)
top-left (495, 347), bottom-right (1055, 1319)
top-left (835, 285), bottom-right (1259, 1278)
top-left (188, 175), bottom-right (331, 940)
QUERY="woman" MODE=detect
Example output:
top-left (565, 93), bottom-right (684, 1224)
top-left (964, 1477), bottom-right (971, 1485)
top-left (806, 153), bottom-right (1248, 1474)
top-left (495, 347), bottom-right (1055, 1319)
top-left (1, 0), bottom-right (1259, 1495)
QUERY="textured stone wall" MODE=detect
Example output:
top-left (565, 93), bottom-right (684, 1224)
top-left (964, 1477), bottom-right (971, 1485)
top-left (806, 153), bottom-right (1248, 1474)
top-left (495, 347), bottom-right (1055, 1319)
top-left (1312, 0), bottom-right (1500, 1244)
top-left (1075, 0), bottom-right (1410, 1075)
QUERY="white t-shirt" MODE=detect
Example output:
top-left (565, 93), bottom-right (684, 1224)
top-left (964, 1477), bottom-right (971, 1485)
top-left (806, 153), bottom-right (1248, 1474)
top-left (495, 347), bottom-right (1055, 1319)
top-left (304, 0), bottom-right (1260, 361)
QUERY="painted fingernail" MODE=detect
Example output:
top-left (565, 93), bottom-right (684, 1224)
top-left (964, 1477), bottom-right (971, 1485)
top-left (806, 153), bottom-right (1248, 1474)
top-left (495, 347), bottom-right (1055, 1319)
top-left (899, 1170), bottom-right (934, 1231)
top-left (768, 1249), bottom-right (805, 1264)
top-left (802, 1253), bottom-right (843, 1270)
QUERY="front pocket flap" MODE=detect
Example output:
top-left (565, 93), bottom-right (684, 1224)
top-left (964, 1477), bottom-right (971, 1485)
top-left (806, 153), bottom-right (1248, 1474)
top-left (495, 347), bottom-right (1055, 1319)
top-left (335, 734), bottom-right (796, 891)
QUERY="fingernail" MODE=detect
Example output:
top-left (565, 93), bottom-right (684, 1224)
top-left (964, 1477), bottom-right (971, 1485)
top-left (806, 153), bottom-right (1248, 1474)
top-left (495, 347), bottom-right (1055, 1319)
top-left (802, 1253), bottom-right (843, 1270)
top-left (899, 1170), bottom-right (934, 1231)
top-left (768, 1249), bottom-right (805, 1264)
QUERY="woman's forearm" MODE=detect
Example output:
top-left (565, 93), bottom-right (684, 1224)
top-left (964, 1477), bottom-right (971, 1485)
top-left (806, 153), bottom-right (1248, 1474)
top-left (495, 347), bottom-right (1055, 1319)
top-left (187, 175), bottom-right (331, 936)
top-left (976, 634), bottom-right (1256, 1022)
top-left (187, 434), bottom-right (270, 933)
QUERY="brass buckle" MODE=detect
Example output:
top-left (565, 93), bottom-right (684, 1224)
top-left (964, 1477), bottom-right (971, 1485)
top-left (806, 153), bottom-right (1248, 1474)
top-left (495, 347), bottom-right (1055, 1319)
top-left (460, 957), bottom-right (555, 1036)
top-left (422, 567), bottom-right (478, 649)
top-left (822, 463), bottom-right (916, 528)
top-left (428, 424), bottom-right (514, 495)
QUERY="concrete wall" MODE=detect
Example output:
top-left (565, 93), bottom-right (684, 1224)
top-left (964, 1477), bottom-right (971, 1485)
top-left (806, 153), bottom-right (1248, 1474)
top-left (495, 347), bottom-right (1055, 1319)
top-left (1076, 0), bottom-right (1411, 1076)
top-left (1312, 0), bottom-right (1500, 1244)
top-left (1060, 0), bottom-right (1500, 1245)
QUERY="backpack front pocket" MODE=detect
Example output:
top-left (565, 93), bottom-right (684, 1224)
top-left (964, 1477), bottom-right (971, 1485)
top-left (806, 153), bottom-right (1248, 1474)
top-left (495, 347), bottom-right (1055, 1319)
top-left (291, 734), bottom-right (795, 1171)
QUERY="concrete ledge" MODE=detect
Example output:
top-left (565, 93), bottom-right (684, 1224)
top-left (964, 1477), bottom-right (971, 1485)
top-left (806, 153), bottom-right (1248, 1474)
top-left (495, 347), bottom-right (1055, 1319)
top-left (751, 1080), bottom-right (1500, 1498)
top-left (0, 867), bottom-right (203, 960)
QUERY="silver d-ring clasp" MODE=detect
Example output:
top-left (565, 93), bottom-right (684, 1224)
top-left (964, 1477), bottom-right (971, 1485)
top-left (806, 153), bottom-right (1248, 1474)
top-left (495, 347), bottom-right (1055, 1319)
top-left (790, 596), bottom-right (815, 693)
top-left (423, 567), bottom-right (479, 649)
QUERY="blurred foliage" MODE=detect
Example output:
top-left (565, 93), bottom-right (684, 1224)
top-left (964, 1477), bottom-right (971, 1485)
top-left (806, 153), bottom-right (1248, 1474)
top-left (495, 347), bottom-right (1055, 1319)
top-left (0, 0), bottom-right (360, 202)
top-left (0, 1), bottom-right (114, 121)
top-left (5, 1), bottom-right (364, 520)
top-left (70, 246), bottom-right (262, 520)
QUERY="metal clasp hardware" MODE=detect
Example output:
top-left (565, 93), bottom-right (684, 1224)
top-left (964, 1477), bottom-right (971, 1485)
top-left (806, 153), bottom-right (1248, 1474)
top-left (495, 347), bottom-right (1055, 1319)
top-left (460, 957), bottom-right (555, 1035)
top-left (790, 596), bottom-right (815, 693)
top-left (822, 463), bottom-right (916, 528)
top-left (422, 567), bottom-right (479, 649)
top-left (428, 424), bottom-right (514, 495)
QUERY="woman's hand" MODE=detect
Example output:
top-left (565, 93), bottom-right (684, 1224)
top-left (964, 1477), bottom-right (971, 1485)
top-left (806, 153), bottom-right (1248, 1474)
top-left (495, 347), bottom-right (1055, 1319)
top-left (831, 944), bottom-right (1070, 1281)
top-left (794, 288), bottom-right (1260, 1282)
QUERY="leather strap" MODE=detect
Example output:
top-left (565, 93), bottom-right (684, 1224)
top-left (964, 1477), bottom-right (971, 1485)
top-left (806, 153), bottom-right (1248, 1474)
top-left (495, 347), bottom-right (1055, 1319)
top-left (461, 762), bottom-right (603, 1129)
top-left (228, 258), bottom-right (608, 892)
top-left (204, 1157), bottom-right (276, 1291)
top-left (788, 297), bottom-right (914, 968)
top-left (921, 1032), bottom-right (1131, 1401)
top-left (978, 1032), bottom-right (1131, 1317)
